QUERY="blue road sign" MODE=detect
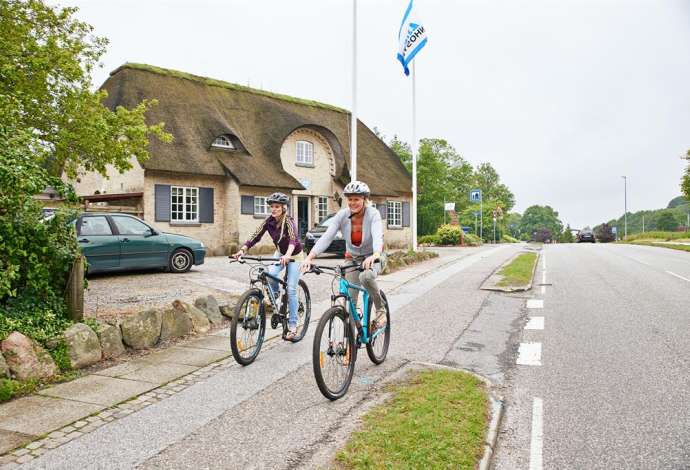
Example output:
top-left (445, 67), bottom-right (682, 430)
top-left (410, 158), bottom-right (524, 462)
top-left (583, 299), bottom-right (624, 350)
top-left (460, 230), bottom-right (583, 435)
top-left (470, 189), bottom-right (482, 202)
top-left (474, 211), bottom-right (481, 217)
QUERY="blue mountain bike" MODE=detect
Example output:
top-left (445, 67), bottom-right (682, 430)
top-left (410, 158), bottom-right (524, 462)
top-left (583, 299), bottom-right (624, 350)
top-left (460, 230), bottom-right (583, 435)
top-left (307, 262), bottom-right (390, 400)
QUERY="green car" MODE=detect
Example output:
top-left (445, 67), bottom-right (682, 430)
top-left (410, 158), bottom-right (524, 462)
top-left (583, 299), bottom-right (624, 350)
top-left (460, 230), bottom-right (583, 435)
top-left (75, 213), bottom-right (205, 274)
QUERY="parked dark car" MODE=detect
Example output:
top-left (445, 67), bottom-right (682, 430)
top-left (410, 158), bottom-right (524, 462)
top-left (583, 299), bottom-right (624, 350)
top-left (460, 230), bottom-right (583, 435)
top-left (75, 213), bottom-right (205, 274)
top-left (577, 228), bottom-right (595, 243)
top-left (304, 213), bottom-right (346, 256)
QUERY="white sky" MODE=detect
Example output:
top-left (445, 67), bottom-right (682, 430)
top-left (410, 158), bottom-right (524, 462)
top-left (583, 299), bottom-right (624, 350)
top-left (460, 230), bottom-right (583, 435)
top-left (62, 0), bottom-right (690, 229)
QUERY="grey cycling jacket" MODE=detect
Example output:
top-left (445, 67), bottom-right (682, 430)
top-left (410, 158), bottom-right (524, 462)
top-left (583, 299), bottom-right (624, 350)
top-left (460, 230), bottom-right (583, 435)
top-left (312, 206), bottom-right (384, 257)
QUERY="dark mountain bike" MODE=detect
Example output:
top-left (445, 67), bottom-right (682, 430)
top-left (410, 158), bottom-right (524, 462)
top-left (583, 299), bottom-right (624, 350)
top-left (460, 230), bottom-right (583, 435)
top-left (306, 261), bottom-right (390, 400)
top-left (229, 256), bottom-right (311, 366)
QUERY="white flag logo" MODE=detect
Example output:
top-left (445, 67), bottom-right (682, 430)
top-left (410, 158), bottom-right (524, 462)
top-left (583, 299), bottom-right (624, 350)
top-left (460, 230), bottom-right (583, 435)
top-left (397, 0), bottom-right (428, 76)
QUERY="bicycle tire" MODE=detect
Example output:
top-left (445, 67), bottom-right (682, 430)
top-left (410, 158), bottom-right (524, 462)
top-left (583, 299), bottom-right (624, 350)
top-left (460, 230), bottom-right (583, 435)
top-left (230, 288), bottom-right (266, 366)
top-left (285, 279), bottom-right (311, 342)
top-left (312, 306), bottom-right (357, 400)
top-left (366, 291), bottom-right (390, 365)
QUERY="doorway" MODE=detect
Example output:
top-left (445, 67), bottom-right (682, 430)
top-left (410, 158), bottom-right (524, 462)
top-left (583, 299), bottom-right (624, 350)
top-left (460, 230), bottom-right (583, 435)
top-left (297, 197), bottom-right (310, 240)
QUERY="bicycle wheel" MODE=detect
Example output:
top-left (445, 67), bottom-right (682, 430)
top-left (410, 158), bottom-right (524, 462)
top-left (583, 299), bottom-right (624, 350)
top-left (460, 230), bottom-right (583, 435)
top-left (288, 279), bottom-right (311, 342)
top-left (230, 289), bottom-right (266, 366)
top-left (366, 291), bottom-right (390, 365)
top-left (312, 306), bottom-right (357, 400)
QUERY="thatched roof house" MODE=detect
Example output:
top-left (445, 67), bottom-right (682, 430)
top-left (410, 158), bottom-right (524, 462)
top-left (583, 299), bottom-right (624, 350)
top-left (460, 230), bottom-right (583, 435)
top-left (73, 63), bottom-right (413, 254)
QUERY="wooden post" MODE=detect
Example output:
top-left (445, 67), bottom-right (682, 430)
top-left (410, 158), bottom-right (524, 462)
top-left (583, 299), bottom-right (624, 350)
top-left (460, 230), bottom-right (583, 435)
top-left (65, 255), bottom-right (85, 321)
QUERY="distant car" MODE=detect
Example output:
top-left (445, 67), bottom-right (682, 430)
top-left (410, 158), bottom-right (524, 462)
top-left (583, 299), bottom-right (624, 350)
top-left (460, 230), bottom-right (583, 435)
top-left (577, 228), bottom-right (595, 243)
top-left (304, 213), bottom-right (346, 256)
top-left (75, 213), bottom-right (205, 274)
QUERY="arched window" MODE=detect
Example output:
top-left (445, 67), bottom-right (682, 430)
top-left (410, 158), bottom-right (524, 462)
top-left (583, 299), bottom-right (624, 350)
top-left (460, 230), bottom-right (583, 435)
top-left (212, 135), bottom-right (235, 150)
top-left (296, 140), bottom-right (314, 165)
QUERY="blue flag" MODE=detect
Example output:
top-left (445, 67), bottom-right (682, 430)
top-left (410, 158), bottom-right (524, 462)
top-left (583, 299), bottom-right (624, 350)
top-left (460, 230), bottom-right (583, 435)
top-left (397, 0), bottom-right (428, 76)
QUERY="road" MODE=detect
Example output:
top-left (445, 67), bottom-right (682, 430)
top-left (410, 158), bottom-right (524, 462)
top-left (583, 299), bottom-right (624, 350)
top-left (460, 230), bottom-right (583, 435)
top-left (20, 244), bottom-right (524, 470)
top-left (494, 243), bottom-right (690, 470)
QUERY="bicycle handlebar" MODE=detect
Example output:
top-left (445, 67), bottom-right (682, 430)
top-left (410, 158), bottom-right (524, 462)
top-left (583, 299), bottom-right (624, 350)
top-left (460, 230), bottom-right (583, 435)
top-left (228, 255), bottom-right (294, 264)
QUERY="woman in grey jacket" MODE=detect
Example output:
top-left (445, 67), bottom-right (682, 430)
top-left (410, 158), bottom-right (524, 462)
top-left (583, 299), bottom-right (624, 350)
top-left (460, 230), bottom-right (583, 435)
top-left (301, 181), bottom-right (388, 328)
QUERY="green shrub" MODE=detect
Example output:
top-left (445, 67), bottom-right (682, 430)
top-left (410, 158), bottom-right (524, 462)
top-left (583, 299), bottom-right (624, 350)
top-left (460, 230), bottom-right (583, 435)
top-left (625, 231), bottom-right (690, 241)
top-left (464, 234), bottom-right (483, 246)
top-left (501, 234), bottom-right (519, 243)
top-left (436, 224), bottom-right (462, 245)
top-left (419, 234), bottom-right (441, 245)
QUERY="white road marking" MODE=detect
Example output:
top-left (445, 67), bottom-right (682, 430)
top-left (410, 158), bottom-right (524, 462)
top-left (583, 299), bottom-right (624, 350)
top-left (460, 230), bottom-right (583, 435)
top-left (525, 316), bottom-right (544, 330)
top-left (530, 397), bottom-right (544, 470)
top-left (666, 270), bottom-right (690, 283)
top-left (527, 299), bottom-right (544, 309)
top-left (516, 342), bottom-right (542, 366)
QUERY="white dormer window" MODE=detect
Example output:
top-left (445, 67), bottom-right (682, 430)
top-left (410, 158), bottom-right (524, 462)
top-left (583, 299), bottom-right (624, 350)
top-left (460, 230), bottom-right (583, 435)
top-left (296, 140), bottom-right (314, 165)
top-left (212, 135), bottom-right (235, 150)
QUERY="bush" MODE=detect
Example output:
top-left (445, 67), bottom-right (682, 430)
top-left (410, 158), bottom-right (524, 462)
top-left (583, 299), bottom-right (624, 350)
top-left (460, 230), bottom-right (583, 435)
top-left (418, 234), bottom-right (441, 245)
top-left (501, 234), bottom-right (519, 243)
top-left (464, 234), bottom-right (482, 246)
top-left (436, 225), bottom-right (462, 245)
top-left (594, 223), bottom-right (616, 243)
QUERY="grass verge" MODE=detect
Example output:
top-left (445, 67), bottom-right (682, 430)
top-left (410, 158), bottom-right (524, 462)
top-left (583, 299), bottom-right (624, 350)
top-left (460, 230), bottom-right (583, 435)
top-left (497, 252), bottom-right (538, 287)
top-left (335, 369), bottom-right (489, 469)
top-left (625, 231), bottom-right (690, 242)
top-left (629, 241), bottom-right (690, 253)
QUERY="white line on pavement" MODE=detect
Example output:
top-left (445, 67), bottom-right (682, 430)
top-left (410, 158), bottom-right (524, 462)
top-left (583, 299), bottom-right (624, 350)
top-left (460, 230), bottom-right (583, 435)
top-left (527, 299), bottom-right (544, 309)
top-left (530, 397), bottom-right (544, 470)
top-left (525, 316), bottom-right (544, 330)
top-left (516, 342), bottom-right (542, 366)
top-left (666, 270), bottom-right (690, 283)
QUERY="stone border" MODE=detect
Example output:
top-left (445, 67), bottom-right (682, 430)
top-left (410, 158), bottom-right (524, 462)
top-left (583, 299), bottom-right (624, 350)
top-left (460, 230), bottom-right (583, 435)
top-left (480, 250), bottom-right (540, 292)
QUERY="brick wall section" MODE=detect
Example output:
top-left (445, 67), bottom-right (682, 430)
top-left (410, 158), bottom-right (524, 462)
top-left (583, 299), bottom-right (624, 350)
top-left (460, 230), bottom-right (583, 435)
top-left (71, 156), bottom-right (145, 195)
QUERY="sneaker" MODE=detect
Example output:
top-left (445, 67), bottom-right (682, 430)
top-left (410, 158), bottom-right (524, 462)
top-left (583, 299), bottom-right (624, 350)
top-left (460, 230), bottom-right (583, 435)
top-left (284, 325), bottom-right (298, 341)
top-left (372, 307), bottom-right (387, 330)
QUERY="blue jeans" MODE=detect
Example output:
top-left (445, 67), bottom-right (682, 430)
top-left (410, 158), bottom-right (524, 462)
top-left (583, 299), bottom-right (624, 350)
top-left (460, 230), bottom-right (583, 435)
top-left (266, 261), bottom-right (301, 329)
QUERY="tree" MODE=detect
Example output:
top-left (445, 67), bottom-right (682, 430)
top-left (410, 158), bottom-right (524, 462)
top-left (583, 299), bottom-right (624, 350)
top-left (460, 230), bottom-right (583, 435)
top-left (473, 163), bottom-right (515, 212)
top-left (656, 210), bottom-right (679, 231)
top-left (667, 196), bottom-right (688, 209)
top-left (595, 223), bottom-right (615, 242)
top-left (682, 149), bottom-right (690, 201)
top-left (389, 135), bottom-right (412, 172)
top-left (519, 205), bottom-right (563, 239)
top-left (559, 225), bottom-right (575, 243)
top-left (505, 212), bottom-right (523, 238)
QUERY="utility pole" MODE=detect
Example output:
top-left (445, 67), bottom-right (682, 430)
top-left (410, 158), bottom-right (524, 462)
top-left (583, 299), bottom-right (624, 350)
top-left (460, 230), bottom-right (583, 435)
top-left (622, 176), bottom-right (628, 239)
top-left (642, 214), bottom-right (645, 233)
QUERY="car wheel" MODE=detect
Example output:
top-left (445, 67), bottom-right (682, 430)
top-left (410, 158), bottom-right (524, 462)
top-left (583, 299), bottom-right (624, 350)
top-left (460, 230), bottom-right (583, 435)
top-left (169, 248), bottom-right (193, 273)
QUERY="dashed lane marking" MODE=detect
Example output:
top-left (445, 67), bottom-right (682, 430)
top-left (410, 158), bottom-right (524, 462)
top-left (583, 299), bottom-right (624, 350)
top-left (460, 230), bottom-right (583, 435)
top-left (530, 397), bottom-right (544, 470)
top-left (525, 316), bottom-right (544, 330)
top-left (666, 270), bottom-right (690, 283)
top-left (516, 342), bottom-right (542, 366)
top-left (527, 299), bottom-right (544, 309)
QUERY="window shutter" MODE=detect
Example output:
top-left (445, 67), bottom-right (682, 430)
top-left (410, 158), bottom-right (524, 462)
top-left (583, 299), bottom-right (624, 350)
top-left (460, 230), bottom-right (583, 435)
top-left (241, 195), bottom-right (254, 214)
top-left (378, 202), bottom-right (387, 220)
top-left (199, 188), bottom-right (214, 223)
top-left (155, 185), bottom-right (171, 222)
top-left (402, 201), bottom-right (411, 227)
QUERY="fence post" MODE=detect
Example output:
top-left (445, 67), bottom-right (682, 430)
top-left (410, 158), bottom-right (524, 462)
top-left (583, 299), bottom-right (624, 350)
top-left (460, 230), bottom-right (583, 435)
top-left (65, 255), bottom-right (85, 321)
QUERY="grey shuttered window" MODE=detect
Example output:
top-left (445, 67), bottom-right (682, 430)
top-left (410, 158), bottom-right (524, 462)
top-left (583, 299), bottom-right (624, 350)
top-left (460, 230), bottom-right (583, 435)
top-left (154, 184), bottom-right (171, 222)
top-left (402, 202), bottom-right (410, 227)
top-left (199, 188), bottom-right (214, 223)
top-left (241, 195), bottom-right (254, 214)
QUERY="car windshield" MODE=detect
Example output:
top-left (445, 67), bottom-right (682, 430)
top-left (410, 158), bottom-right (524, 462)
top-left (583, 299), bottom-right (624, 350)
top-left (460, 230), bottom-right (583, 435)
top-left (318, 214), bottom-right (336, 227)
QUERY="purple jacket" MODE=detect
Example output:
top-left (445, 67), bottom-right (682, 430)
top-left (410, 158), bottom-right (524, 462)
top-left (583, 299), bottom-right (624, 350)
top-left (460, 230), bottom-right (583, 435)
top-left (244, 215), bottom-right (303, 256)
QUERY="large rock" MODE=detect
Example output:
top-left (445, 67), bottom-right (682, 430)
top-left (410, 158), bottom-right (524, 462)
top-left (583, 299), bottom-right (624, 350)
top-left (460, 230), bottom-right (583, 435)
top-left (120, 309), bottom-right (162, 349)
top-left (1, 332), bottom-right (58, 380)
top-left (219, 296), bottom-right (240, 320)
top-left (0, 351), bottom-right (8, 378)
top-left (97, 322), bottom-right (126, 359)
top-left (172, 300), bottom-right (210, 334)
top-left (194, 295), bottom-right (224, 326)
top-left (160, 307), bottom-right (193, 341)
top-left (64, 323), bottom-right (102, 369)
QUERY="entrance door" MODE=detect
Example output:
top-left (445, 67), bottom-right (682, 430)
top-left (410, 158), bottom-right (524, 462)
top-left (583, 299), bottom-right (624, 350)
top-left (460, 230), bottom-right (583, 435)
top-left (297, 197), bottom-right (310, 240)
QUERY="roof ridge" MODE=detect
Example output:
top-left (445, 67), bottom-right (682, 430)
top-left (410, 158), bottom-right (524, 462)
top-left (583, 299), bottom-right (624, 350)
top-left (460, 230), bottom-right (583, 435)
top-left (110, 63), bottom-right (349, 114)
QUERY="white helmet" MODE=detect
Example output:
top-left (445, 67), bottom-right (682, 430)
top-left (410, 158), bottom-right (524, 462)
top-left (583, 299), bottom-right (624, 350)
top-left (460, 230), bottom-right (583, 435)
top-left (343, 180), bottom-right (370, 197)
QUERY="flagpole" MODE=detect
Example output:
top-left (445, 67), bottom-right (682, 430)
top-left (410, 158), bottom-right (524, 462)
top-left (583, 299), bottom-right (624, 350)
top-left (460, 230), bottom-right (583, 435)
top-left (411, 61), bottom-right (418, 251)
top-left (350, 0), bottom-right (358, 181)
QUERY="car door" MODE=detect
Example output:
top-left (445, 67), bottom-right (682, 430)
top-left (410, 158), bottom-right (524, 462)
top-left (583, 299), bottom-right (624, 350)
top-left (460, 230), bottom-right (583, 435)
top-left (110, 215), bottom-right (169, 269)
top-left (77, 215), bottom-right (120, 271)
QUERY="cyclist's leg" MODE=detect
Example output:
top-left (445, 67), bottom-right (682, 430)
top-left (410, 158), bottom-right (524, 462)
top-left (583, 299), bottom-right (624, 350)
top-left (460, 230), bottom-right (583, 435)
top-left (266, 263), bottom-right (282, 301)
top-left (358, 254), bottom-right (385, 309)
top-left (286, 261), bottom-right (300, 329)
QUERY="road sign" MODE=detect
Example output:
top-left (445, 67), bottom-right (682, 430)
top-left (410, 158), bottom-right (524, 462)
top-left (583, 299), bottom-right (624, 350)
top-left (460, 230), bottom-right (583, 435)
top-left (444, 202), bottom-right (455, 211)
top-left (474, 211), bottom-right (481, 217)
top-left (612, 227), bottom-right (617, 234)
top-left (470, 189), bottom-right (481, 202)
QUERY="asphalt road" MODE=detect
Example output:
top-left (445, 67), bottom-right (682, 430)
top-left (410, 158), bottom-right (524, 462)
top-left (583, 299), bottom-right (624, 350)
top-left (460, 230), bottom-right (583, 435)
top-left (20, 244), bottom-right (523, 470)
top-left (494, 243), bottom-right (690, 470)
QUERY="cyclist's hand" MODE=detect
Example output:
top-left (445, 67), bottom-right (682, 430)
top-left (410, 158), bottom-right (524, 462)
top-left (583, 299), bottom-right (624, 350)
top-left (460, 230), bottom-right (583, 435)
top-left (362, 255), bottom-right (377, 271)
top-left (301, 260), bottom-right (312, 274)
top-left (232, 249), bottom-right (245, 260)
top-left (279, 255), bottom-right (291, 266)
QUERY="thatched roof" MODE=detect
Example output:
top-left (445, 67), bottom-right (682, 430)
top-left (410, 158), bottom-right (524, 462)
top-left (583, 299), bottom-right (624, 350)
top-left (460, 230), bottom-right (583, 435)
top-left (102, 63), bottom-right (412, 196)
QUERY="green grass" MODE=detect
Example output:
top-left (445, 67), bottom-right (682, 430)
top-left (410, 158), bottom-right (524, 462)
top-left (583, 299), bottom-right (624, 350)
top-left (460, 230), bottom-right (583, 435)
top-left (496, 252), bottom-right (538, 287)
top-left (629, 241), bottom-right (690, 253)
top-left (625, 231), bottom-right (690, 242)
top-left (335, 369), bottom-right (489, 469)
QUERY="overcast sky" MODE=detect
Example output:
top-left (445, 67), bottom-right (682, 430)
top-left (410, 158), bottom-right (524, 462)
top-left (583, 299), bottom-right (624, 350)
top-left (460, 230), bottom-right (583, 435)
top-left (61, 0), bottom-right (690, 229)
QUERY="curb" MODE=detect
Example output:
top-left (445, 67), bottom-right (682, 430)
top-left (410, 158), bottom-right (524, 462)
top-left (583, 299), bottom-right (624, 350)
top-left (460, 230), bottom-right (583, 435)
top-left (411, 361), bottom-right (504, 470)
top-left (480, 250), bottom-right (540, 293)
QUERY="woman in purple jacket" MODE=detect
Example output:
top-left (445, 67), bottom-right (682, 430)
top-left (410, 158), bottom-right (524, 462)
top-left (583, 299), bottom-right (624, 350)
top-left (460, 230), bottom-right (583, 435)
top-left (233, 192), bottom-right (303, 339)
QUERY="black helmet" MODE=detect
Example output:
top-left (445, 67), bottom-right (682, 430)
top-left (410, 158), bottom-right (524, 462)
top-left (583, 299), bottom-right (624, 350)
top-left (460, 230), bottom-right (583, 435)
top-left (266, 192), bottom-right (290, 205)
top-left (343, 180), bottom-right (370, 197)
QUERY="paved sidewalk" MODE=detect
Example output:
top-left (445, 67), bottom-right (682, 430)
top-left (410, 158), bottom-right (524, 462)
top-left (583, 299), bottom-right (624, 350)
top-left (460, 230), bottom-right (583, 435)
top-left (0, 246), bottom-right (488, 463)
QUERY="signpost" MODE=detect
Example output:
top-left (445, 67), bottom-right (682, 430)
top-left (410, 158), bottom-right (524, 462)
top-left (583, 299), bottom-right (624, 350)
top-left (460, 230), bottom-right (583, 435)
top-left (470, 189), bottom-right (482, 240)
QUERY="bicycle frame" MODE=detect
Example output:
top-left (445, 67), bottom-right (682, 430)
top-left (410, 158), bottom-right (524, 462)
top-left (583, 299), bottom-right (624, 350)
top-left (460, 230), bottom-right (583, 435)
top-left (333, 271), bottom-right (385, 345)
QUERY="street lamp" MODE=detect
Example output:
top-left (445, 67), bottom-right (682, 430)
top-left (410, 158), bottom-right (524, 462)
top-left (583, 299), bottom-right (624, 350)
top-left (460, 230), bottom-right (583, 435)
top-left (621, 176), bottom-right (627, 239)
